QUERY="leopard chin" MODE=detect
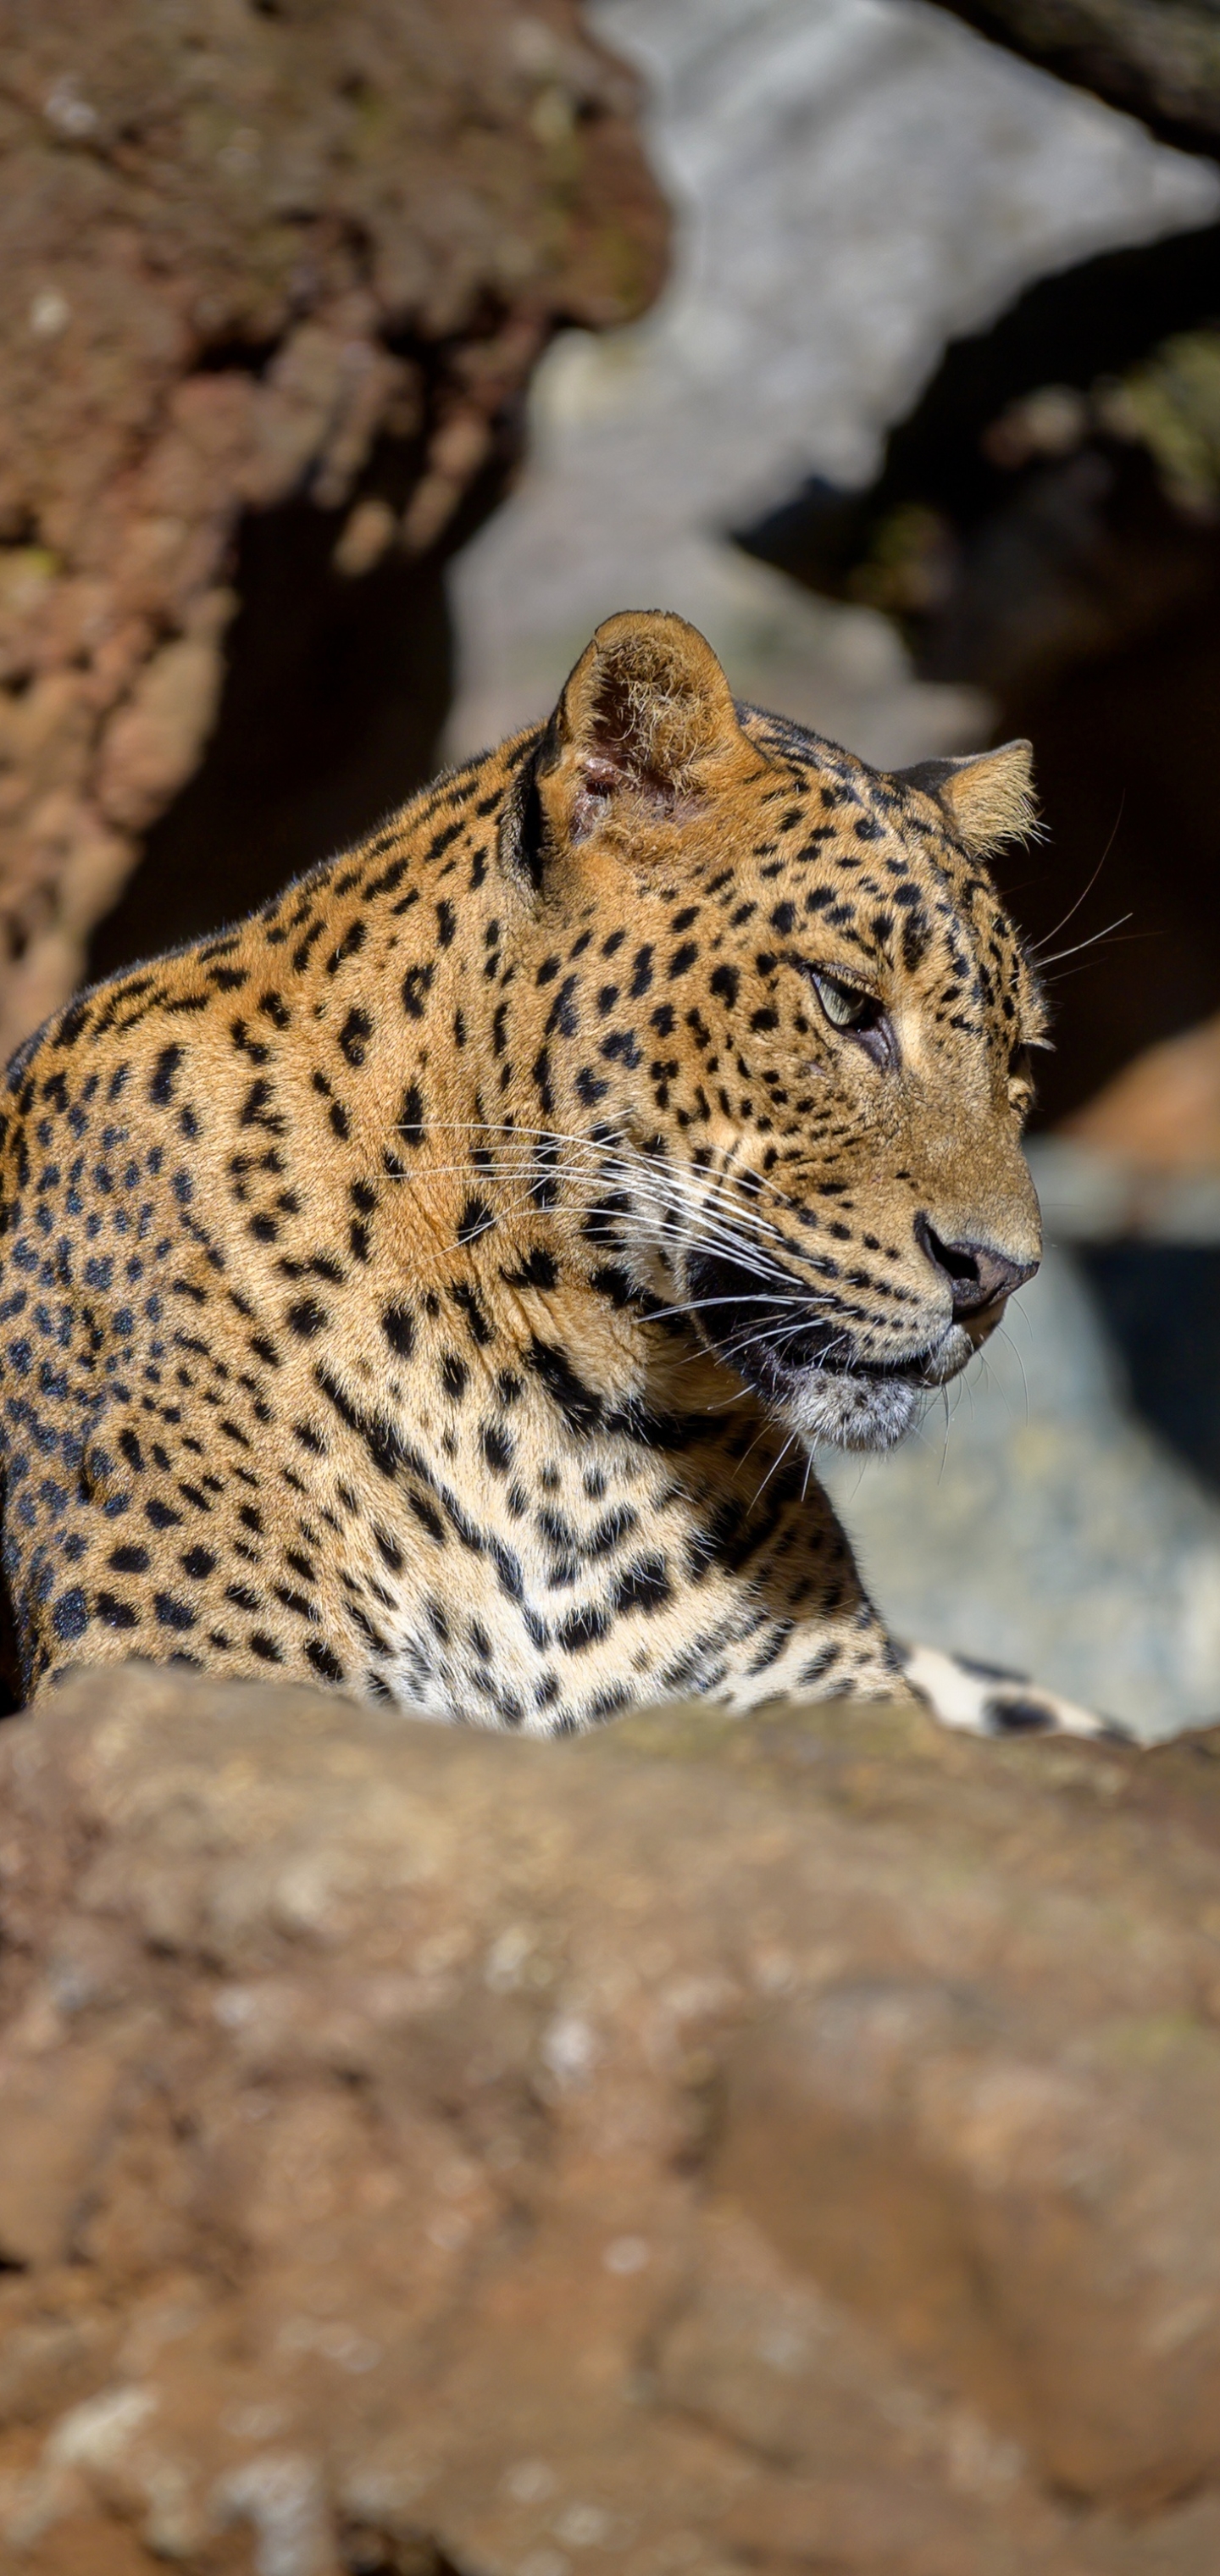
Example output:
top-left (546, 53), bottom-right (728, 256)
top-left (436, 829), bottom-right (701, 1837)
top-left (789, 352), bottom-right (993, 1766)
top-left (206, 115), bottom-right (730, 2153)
top-left (779, 1321), bottom-right (977, 1453)
top-left (780, 1368), bottom-right (924, 1454)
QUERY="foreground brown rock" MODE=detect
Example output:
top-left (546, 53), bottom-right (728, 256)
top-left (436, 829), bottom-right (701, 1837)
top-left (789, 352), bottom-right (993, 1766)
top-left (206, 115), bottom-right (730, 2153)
top-left (4, 1668), bottom-right (1220, 2571)
top-left (0, 0), bottom-right (664, 1055)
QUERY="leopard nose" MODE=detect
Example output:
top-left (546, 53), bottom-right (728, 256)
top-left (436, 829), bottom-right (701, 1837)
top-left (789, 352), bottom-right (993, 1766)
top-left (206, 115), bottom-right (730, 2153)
top-left (914, 1213), bottom-right (1037, 1318)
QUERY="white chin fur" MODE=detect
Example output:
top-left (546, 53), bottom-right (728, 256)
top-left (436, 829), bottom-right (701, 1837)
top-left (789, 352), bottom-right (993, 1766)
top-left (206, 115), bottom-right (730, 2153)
top-left (779, 1368), bottom-right (923, 1454)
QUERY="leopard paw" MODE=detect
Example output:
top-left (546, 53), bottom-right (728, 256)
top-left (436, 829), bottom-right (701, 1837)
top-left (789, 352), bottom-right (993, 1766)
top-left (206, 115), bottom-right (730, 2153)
top-left (901, 1642), bottom-right (1131, 1743)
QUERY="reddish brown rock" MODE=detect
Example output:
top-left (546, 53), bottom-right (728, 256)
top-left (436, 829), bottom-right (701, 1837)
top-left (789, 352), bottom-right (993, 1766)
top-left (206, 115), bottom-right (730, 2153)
top-left (0, 0), bottom-right (665, 1058)
top-left (3, 1668), bottom-right (1220, 2568)
top-left (1064, 1011), bottom-right (1220, 1178)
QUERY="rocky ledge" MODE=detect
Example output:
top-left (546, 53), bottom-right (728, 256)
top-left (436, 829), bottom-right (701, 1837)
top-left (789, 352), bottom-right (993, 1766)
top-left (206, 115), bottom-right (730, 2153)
top-left (3, 1668), bottom-right (1220, 2572)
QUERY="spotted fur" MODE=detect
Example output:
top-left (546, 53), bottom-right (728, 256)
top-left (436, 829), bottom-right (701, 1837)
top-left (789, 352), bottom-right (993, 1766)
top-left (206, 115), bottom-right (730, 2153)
top-left (0, 613), bottom-right (1115, 1740)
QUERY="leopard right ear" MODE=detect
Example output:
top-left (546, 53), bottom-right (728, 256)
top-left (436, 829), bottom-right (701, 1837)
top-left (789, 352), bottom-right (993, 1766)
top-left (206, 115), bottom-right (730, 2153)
top-left (896, 741), bottom-right (1038, 854)
top-left (505, 612), bottom-right (747, 878)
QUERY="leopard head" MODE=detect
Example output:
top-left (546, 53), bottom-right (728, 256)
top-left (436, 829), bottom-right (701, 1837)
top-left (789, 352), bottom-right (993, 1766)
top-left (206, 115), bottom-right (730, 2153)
top-left (508, 609), bottom-right (1045, 1452)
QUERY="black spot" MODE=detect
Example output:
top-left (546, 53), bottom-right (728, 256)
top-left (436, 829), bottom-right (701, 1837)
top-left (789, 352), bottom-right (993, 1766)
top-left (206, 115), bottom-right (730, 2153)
top-left (95, 1593), bottom-right (139, 1630)
top-left (613, 1554), bottom-right (671, 1614)
top-left (987, 1694), bottom-right (1053, 1735)
top-left (150, 1043), bottom-right (183, 1105)
top-left (457, 1196), bottom-right (494, 1245)
top-left (451, 1281), bottom-right (493, 1346)
top-left (527, 1336), bottom-right (602, 1433)
top-left (287, 1297), bottom-right (327, 1338)
top-left (306, 1639), bottom-right (346, 1683)
top-left (382, 1303), bottom-right (415, 1358)
top-left (589, 1264), bottom-right (633, 1308)
top-left (154, 1593), bottom-right (196, 1632)
top-left (315, 1364), bottom-right (404, 1479)
top-left (902, 914), bottom-right (929, 971)
top-left (338, 1007), bottom-right (374, 1066)
top-left (557, 1604), bottom-right (609, 1654)
top-left (399, 1083), bottom-right (425, 1144)
top-left (441, 1352), bottom-right (469, 1400)
top-left (326, 918), bottom-right (367, 974)
top-left (401, 963), bottom-right (435, 1019)
top-left (481, 1422), bottom-right (513, 1474)
top-left (408, 1490), bottom-right (446, 1544)
top-left (545, 974), bottom-right (579, 1039)
top-left (710, 963), bottom-right (739, 1008)
top-left (502, 1247), bottom-right (557, 1291)
top-left (52, 1587), bottom-right (89, 1643)
top-left (181, 1547), bottom-right (217, 1579)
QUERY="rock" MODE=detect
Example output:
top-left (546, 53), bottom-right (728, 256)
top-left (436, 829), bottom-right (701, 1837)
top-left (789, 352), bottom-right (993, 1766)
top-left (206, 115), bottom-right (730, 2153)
top-left (446, 0), bottom-right (1218, 761)
top-left (5, 1663), bottom-right (1220, 2568)
top-left (1062, 1013), bottom-right (1220, 1188)
top-left (0, 0), bottom-right (665, 1058)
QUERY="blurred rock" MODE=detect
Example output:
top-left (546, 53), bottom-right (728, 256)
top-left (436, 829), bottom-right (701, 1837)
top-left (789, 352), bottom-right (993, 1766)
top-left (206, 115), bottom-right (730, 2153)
top-left (1064, 1011), bottom-right (1220, 1188)
top-left (447, 0), bottom-right (1217, 759)
top-left (0, 0), bottom-right (666, 1057)
top-left (7, 1665), bottom-right (1220, 2568)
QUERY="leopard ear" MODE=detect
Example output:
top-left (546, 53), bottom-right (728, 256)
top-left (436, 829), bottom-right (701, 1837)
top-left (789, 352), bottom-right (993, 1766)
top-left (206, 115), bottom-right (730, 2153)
top-left (897, 740), bottom-right (1037, 853)
top-left (543, 609), bottom-right (746, 841)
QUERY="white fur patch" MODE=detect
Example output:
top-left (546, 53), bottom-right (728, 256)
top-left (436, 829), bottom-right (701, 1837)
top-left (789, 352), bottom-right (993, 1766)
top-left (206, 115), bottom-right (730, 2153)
top-left (902, 1642), bottom-right (1120, 1740)
top-left (781, 1368), bottom-right (923, 1452)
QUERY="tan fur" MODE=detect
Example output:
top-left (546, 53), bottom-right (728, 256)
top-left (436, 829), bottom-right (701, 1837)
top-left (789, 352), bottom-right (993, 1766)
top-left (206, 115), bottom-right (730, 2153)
top-left (914, 739), bottom-right (1040, 855)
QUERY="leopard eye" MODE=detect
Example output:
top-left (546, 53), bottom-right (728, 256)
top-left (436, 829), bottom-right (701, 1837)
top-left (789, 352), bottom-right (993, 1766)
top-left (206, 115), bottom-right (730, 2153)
top-left (804, 969), bottom-right (896, 1070)
top-left (812, 973), bottom-right (883, 1035)
top-left (1007, 1040), bottom-right (1043, 1108)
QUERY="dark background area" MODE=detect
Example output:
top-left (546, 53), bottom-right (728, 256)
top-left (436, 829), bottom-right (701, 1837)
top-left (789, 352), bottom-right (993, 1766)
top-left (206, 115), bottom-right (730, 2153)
top-left (740, 219), bottom-right (1220, 1125)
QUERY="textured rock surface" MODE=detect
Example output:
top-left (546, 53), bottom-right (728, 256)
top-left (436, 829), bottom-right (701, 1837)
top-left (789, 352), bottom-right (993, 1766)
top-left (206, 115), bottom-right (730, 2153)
top-left (0, 0), bottom-right (664, 1057)
top-left (446, 0), bottom-right (1218, 759)
top-left (6, 1664), bottom-right (1220, 2568)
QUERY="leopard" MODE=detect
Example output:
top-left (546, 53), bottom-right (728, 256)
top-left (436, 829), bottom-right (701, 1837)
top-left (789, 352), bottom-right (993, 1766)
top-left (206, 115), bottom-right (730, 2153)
top-left (0, 608), bottom-right (1117, 1741)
